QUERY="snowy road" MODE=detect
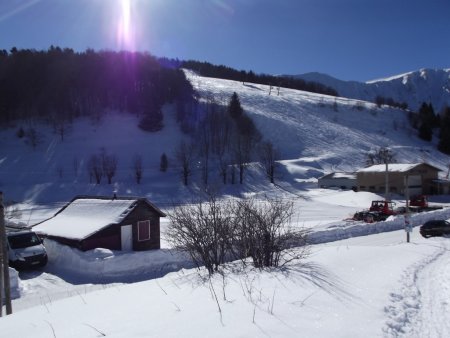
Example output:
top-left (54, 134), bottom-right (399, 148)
top-left (383, 238), bottom-right (450, 337)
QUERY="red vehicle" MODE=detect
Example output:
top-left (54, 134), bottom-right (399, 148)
top-left (409, 195), bottom-right (442, 212)
top-left (369, 200), bottom-right (396, 216)
top-left (410, 195), bottom-right (428, 208)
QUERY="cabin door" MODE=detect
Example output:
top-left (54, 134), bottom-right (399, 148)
top-left (121, 225), bottom-right (133, 251)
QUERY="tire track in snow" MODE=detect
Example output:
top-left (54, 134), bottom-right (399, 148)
top-left (382, 240), bottom-right (450, 337)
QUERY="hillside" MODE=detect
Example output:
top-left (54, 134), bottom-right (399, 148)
top-left (1, 70), bottom-right (449, 210)
top-left (2, 71), bottom-right (450, 338)
top-left (294, 68), bottom-right (450, 112)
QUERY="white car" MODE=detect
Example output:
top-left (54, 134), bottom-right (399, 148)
top-left (6, 228), bottom-right (48, 269)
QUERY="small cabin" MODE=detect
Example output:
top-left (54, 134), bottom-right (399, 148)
top-left (318, 172), bottom-right (357, 190)
top-left (33, 195), bottom-right (166, 251)
top-left (356, 163), bottom-right (441, 196)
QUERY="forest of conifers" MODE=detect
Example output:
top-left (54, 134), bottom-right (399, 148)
top-left (0, 47), bottom-right (193, 130)
top-left (0, 47), bottom-right (339, 130)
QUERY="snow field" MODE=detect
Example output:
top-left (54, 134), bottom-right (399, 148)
top-left (2, 229), bottom-right (449, 337)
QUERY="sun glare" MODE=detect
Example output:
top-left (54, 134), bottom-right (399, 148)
top-left (117, 0), bottom-right (134, 50)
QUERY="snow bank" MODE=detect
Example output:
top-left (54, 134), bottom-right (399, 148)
top-left (309, 207), bottom-right (450, 244)
top-left (0, 268), bottom-right (20, 301)
top-left (42, 207), bottom-right (450, 282)
top-left (44, 240), bottom-right (195, 283)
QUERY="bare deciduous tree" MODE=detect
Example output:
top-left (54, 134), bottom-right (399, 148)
top-left (52, 114), bottom-right (71, 141)
top-left (175, 141), bottom-right (193, 186)
top-left (133, 154), bottom-right (143, 184)
top-left (366, 147), bottom-right (396, 166)
top-left (260, 141), bottom-right (278, 184)
top-left (101, 150), bottom-right (118, 184)
top-left (88, 154), bottom-right (103, 184)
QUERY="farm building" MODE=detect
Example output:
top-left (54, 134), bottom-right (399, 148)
top-left (318, 172), bottom-right (357, 190)
top-left (356, 163), bottom-right (441, 196)
top-left (33, 195), bottom-right (166, 251)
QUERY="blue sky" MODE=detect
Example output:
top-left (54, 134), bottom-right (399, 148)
top-left (0, 0), bottom-right (449, 81)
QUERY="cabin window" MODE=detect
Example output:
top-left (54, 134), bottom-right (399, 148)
top-left (138, 220), bottom-right (151, 241)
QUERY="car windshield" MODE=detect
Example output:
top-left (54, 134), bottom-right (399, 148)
top-left (8, 233), bottom-right (41, 249)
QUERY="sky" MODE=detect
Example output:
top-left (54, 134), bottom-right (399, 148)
top-left (0, 0), bottom-right (449, 81)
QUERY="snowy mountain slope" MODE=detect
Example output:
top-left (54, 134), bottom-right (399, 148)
top-left (185, 70), bottom-right (449, 173)
top-left (2, 72), bottom-right (450, 338)
top-left (1, 70), bottom-right (450, 209)
top-left (294, 68), bottom-right (450, 112)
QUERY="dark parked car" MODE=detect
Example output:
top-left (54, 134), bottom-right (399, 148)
top-left (420, 220), bottom-right (450, 238)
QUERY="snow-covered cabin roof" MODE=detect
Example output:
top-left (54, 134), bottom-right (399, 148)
top-left (319, 172), bottom-right (356, 180)
top-left (357, 163), bottom-right (441, 173)
top-left (34, 196), bottom-right (165, 241)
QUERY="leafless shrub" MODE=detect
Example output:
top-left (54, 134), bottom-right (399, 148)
top-left (167, 194), bottom-right (309, 274)
top-left (233, 197), bottom-right (309, 268)
top-left (166, 194), bottom-right (236, 275)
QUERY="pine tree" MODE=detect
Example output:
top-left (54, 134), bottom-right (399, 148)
top-left (418, 102), bottom-right (436, 141)
top-left (438, 107), bottom-right (450, 154)
top-left (228, 92), bottom-right (243, 119)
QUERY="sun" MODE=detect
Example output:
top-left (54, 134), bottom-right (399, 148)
top-left (117, 0), bottom-right (134, 50)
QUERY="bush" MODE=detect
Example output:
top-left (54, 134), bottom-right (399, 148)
top-left (167, 195), bottom-right (309, 274)
top-left (233, 197), bottom-right (309, 268)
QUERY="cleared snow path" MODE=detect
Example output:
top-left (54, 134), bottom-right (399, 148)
top-left (383, 238), bottom-right (450, 337)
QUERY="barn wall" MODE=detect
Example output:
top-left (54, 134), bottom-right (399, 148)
top-left (81, 224), bottom-right (121, 251)
top-left (357, 164), bottom-right (440, 196)
top-left (122, 201), bottom-right (161, 251)
top-left (45, 235), bottom-right (83, 250)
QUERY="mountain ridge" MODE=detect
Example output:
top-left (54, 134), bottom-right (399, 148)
top-left (292, 68), bottom-right (450, 112)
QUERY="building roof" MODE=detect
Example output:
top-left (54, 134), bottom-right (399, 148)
top-left (357, 163), bottom-right (441, 174)
top-left (319, 172), bottom-right (356, 180)
top-left (33, 196), bottom-right (165, 241)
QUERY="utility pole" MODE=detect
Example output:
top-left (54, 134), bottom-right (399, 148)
top-left (404, 176), bottom-right (411, 243)
top-left (0, 191), bottom-right (12, 315)
top-left (385, 159), bottom-right (389, 201)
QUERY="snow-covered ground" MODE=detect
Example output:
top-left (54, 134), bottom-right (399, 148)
top-left (2, 227), bottom-right (450, 337)
top-left (1, 71), bottom-right (450, 336)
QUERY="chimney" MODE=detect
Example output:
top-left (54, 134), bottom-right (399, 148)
top-left (113, 192), bottom-right (117, 200)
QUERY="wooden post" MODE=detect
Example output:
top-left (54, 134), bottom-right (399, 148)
top-left (404, 176), bottom-right (410, 243)
top-left (0, 192), bottom-right (12, 315)
top-left (0, 246), bottom-right (3, 317)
